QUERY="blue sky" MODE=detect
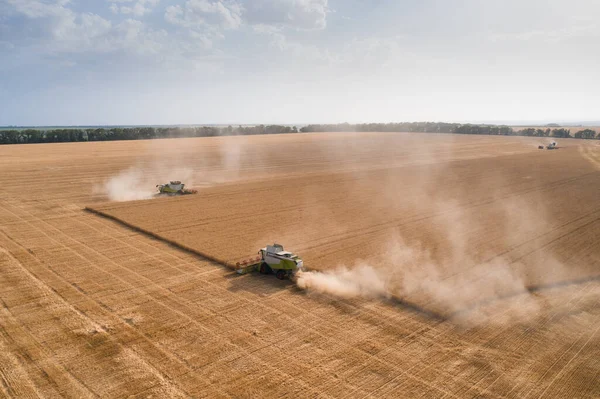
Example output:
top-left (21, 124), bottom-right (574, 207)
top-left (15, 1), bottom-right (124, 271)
top-left (1, 0), bottom-right (599, 125)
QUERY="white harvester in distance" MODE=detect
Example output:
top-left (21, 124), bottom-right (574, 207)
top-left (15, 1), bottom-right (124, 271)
top-left (236, 244), bottom-right (304, 280)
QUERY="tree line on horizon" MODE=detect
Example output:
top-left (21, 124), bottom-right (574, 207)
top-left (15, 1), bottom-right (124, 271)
top-left (0, 123), bottom-right (598, 145)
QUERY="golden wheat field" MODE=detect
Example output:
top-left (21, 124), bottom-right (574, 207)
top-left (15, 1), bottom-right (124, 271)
top-left (1, 132), bottom-right (599, 398)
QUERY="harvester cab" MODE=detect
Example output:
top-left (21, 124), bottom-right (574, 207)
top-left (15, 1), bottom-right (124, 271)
top-left (236, 244), bottom-right (304, 280)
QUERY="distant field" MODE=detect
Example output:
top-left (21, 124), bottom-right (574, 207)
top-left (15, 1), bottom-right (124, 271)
top-left (1, 132), bottom-right (599, 397)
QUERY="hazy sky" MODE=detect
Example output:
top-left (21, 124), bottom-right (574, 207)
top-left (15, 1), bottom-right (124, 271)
top-left (1, 0), bottom-right (599, 125)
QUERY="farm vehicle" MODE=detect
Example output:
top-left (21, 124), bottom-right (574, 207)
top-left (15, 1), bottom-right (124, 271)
top-left (538, 141), bottom-right (558, 150)
top-left (236, 244), bottom-right (304, 280)
top-left (156, 181), bottom-right (197, 196)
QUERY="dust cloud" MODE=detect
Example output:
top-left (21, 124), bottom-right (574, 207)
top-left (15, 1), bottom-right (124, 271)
top-left (294, 236), bottom-right (552, 325)
top-left (96, 167), bottom-right (155, 201)
top-left (94, 134), bottom-right (252, 202)
top-left (293, 134), bottom-right (571, 324)
top-left (95, 165), bottom-right (195, 202)
top-left (296, 264), bottom-right (390, 299)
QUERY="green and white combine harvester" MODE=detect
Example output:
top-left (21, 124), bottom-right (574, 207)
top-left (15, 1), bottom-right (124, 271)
top-left (156, 181), bottom-right (197, 196)
top-left (236, 244), bottom-right (304, 280)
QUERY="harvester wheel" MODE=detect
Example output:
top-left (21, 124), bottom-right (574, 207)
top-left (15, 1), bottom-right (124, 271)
top-left (276, 270), bottom-right (286, 280)
top-left (259, 263), bottom-right (272, 274)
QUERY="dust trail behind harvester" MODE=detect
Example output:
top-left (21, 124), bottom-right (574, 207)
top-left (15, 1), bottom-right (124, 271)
top-left (94, 135), bottom-right (251, 202)
top-left (96, 165), bottom-right (197, 202)
top-left (291, 134), bottom-right (577, 325)
top-left (296, 265), bottom-right (390, 300)
top-left (294, 245), bottom-right (550, 325)
top-left (96, 167), bottom-right (155, 201)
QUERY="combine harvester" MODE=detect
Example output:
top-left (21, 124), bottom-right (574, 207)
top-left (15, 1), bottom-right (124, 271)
top-left (156, 181), bottom-right (197, 196)
top-left (236, 244), bottom-right (304, 280)
top-left (538, 141), bottom-right (558, 150)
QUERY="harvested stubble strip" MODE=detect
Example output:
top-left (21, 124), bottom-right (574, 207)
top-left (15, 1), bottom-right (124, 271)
top-left (84, 207), bottom-right (234, 269)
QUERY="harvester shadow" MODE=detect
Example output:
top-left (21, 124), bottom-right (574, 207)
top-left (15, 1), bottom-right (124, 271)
top-left (224, 271), bottom-right (296, 296)
top-left (84, 207), bottom-right (229, 267)
top-left (222, 269), bottom-right (448, 319)
top-left (384, 295), bottom-right (448, 321)
top-left (84, 207), bottom-right (299, 295)
top-left (301, 273), bottom-right (600, 323)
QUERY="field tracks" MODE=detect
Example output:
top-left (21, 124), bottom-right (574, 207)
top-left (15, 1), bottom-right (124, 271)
top-left (0, 243), bottom-right (98, 398)
top-left (0, 205), bottom-right (195, 397)
top-left (84, 205), bottom-right (456, 322)
top-left (2, 202), bottom-right (346, 397)
top-left (1, 134), bottom-right (598, 397)
top-left (84, 204), bottom-right (600, 323)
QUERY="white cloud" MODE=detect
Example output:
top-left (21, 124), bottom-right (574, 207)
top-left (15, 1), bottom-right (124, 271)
top-left (188, 30), bottom-right (217, 49)
top-left (113, 19), bottom-right (168, 55)
top-left (50, 16), bottom-right (168, 55)
top-left (491, 24), bottom-right (600, 43)
top-left (6, 1), bottom-right (113, 47)
top-left (164, 0), bottom-right (330, 51)
top-left (0, 41), bottom-right (15, 50)
top-left (164, 4), bottom-right (184, 25)
top-left (164, 0), bottom-right (242, 50)
top-left (107, 0), bottom-right (160, 17)
top-left (6, 0), bottom-right (71, 18)
top-left (252, 23), bottom-right (281, 34)
top-left (5, 0), bottom-right (169, 55)
top-left (244, 0), bottom-right (329, 30)
top-left (253, 25), bottom-right (331, 65)
top-left (165, 0), bottom-right (242, 30)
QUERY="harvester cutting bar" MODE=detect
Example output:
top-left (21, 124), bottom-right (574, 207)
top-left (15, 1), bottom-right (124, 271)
top-left (235, 256), bottom-right (262, 274)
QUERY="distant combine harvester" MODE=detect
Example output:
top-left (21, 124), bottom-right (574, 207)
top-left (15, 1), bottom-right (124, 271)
top-left (538, 141), bottom-right (557, 150)
top-left (155, 181), bottom-right (197, 196)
